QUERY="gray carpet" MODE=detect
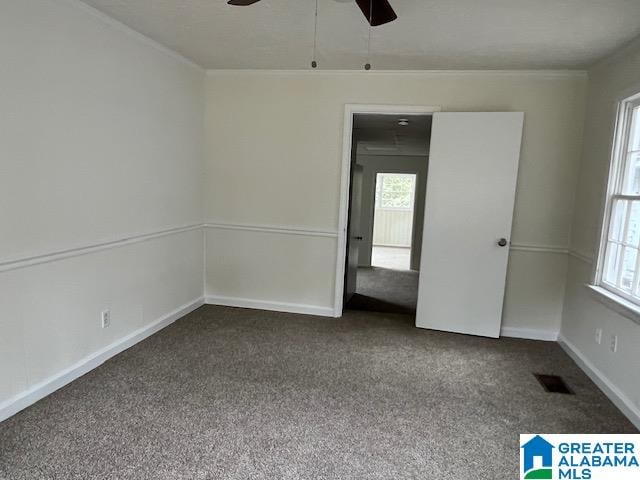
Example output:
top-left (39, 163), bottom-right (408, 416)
top-left (346, 267), bottom-right (419, 314)
top-left (0, 305), bottom-right (636, 480)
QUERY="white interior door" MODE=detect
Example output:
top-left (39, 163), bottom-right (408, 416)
top-left (416, 112), bottom-right (524, 338)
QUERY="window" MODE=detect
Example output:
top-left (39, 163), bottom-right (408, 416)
top-left (595, 93), bottom-right (640, 304)
top-left (375, 173), bottom-right (416, 210)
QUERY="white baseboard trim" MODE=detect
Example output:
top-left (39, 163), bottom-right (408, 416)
top-left (558, 334), bottom-right (640, 430)
top-left (500, 326), bottom-right (559, 341)
top-left (205, 295), bottom-right (335, 317)
top-left (0, 297), bottom-right (204, 424)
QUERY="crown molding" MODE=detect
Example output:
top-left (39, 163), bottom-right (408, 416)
top-left (206, 68), bottom-right (587, 78)
top-left (589, 33), bottom-right (640, 72)
top-left (63, 0), bottom-right (204, 72)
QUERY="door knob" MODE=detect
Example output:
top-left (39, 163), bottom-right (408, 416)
top-left (354, 236), bottom-right (364, 240)
top-left (497, 238), bottom-right (508, 247)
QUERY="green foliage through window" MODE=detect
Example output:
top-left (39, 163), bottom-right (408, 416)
top-left (375, 173), bottom-right (416, 210)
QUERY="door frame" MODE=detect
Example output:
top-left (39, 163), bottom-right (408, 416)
top-left (334, 104), bottom-right (441, 317)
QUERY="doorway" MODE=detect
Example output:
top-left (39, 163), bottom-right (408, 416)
top-left (336, 106), bottom-right (525, 339)
top-left (342, 111), bottom-right (433, 315)
top-left (371, 172), bottom-right (417, 271)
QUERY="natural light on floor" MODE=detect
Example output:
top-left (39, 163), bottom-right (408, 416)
top-left (371, 245), bottom-right (411, 270)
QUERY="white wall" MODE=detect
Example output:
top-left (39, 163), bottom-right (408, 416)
top-left (0, 0), bottom-right (205, 418)
top-left (372, 209), bottom-right (414, 247)
top-left (561, 37), bottom-right (640, 427)
top-left (204, 70), bottom-right (587, 333)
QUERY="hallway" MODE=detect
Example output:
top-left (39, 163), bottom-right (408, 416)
top-left (346, 266), bottom-right (419, 315)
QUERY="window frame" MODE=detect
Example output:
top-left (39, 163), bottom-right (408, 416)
top-left (593, 91), bottom-right (640, 307)
top-left (374, 172), bottom-right (418, 211)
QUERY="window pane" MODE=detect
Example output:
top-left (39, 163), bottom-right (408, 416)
top-left (621, 247), bottom-right (638, 291)
top-left (599, 97), bottom-right (640, 303)
top-left (626, 201), bottom-right (640, 247)
top-left (609, 199), bottom-right (628, 242)
top-left (623, 152), bottom-right (640, 194)
top-left (603, 242), bottom-right (621, 285)
top-left (629, 105), bottom-right (640, 152)
top-left (375, 173), bottom-right (416, 210)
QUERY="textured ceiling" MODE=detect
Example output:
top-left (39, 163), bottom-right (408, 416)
top-left (79, 0), bottom-right (640, 70)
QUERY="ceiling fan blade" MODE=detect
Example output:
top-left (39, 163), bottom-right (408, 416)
top-left (355, 0), bottom-right (397, 26)
top-left (227, 0), bottom-right (262, 5)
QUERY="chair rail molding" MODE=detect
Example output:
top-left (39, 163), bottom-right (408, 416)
top-left (203, 222), bottom-right (339, 238)
top-left (568, 249), bottom-right (594, 264)
top-left (0, 224), bottom-right (203, 273)
top-left (1, 221), bottom-right (579, 275)
top-left (509, 242), bottom-right (569, 254)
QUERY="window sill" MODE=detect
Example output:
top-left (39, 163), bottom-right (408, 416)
top-left (585, 284), bottom-right (640, 326)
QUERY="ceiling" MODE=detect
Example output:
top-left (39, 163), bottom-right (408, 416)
top-left (354, 114), bottom-right (431, 156)
top-left (79, 0), bottom-right (640, 70)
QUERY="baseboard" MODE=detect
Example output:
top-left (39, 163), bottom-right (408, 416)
top-left (500, 326), bottom-right (559, 341)
top-left (205, 295), bottom-right (335, 317)
top-left (558, 334), bottom-right (640, 430)
top-left (0, 297), bottom-right (205, 424)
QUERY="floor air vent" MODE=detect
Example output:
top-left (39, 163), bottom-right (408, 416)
top-left (534, 374), bottom-right (574, 395)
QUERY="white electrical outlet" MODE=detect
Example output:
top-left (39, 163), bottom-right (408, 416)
top-left (101, 310), bottom-right (111, 329)
top-left (610, 334), bottom-right (618, 353)
top-left (595, 328), bottom-right (602, 345)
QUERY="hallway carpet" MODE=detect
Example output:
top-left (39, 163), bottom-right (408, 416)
top-left (0, 305), bottom-right (636, 479)
top-left (346, 266), bottom-right (419, 314)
